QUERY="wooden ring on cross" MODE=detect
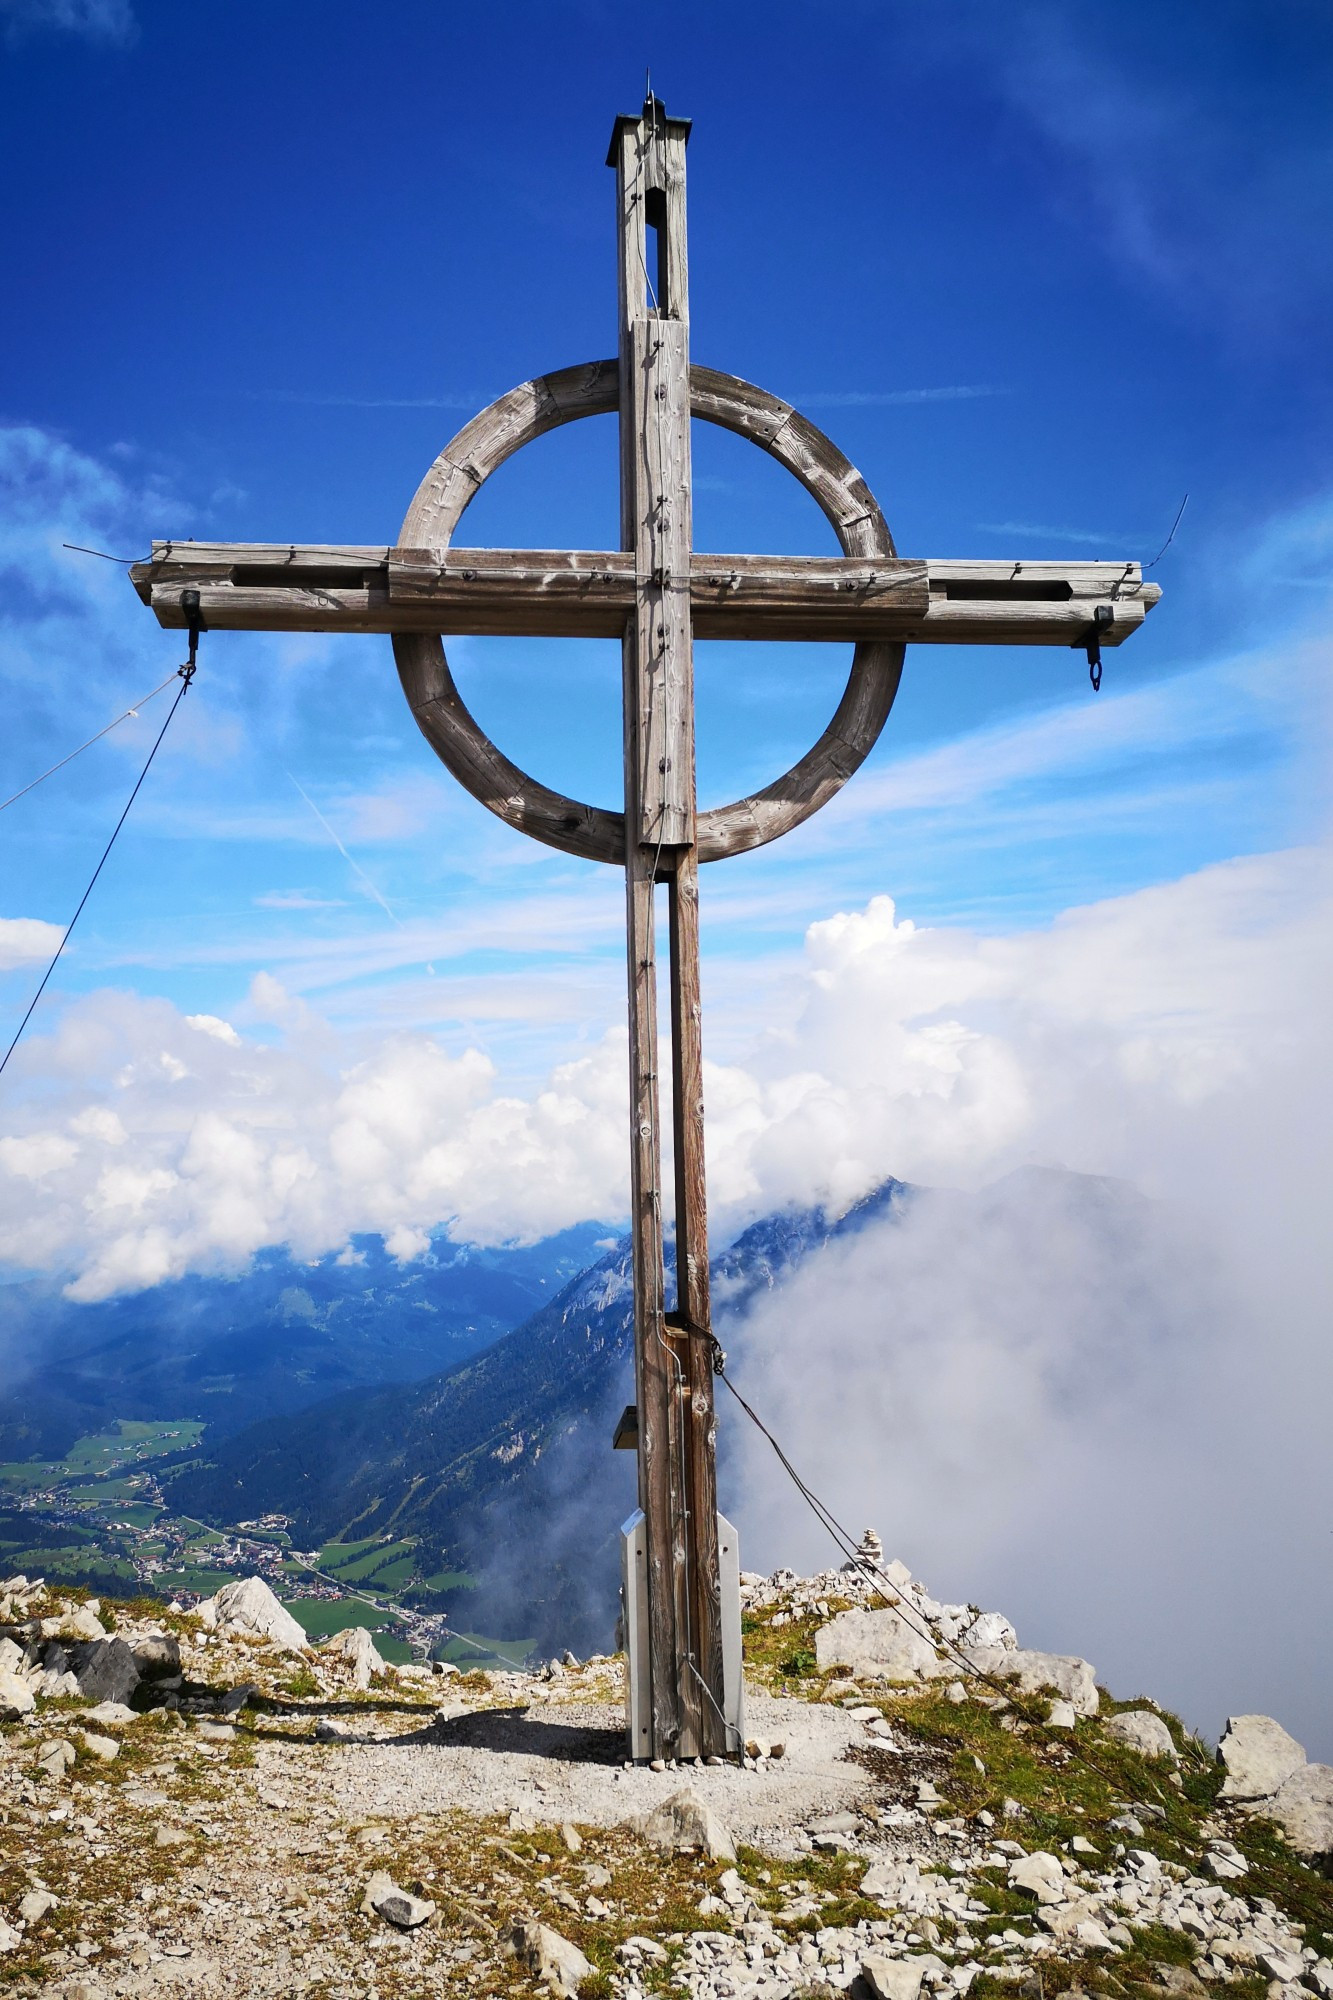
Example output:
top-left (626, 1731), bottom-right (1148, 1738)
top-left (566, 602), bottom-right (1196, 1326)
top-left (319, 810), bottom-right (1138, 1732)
top-left (393, 360), bottom-right (904, 866)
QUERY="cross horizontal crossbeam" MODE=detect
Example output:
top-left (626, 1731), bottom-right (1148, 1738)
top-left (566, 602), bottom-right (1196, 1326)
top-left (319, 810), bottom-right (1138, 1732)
top-left (131, 543), bottom-right (1159, 647)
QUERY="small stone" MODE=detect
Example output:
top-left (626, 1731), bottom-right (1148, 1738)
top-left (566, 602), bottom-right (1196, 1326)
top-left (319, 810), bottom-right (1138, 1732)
top-left (745, 1736), bottom-right (772, 1759)
top-left (561, 1821), bottom-right (582, 1852)
top-left (946, 1681), bottom-right (968, 1704)
top-left (155, 1826), bottom-right (192, 1847)
top-left (82, 1700), bottom-right (138, 1727)
top-left (0, 1669), bottom-right (36, 1720)
top-left (1258, 1950), bottom-right (1305, 1983)
top-left (19, 1888), bottom-right (58, 1923)
top-left (861, 1956), bottom-right (927, 2000)
top-left (636, 1786), bottom-right (735, 1862)
top-left (1008, 1851), bottom-right (1067, 1904)
top-left (0, 1915), bottom-right (21, 1952)
top-left (1104, 1708), bottom-right (1179, 1761)
top-left (217, 1683), bottom-right (259, 1715)
top-left (1047, 1700), bottom-right (1077, 1729)
top-left (361, 1870), bottom-right (435, 1929)
top-left (194, 1719), bottom-right (235, 1742)
top-left (1204, 1841), bottom-right (1248, 1880)
top-left (79, 1730), bottom-right (120, 1761)
top-left (504, 1917), bottom-right (592, 1996)
top-left (62, 1602), bottom-right (108, 1642)
top-left (36, 1736), bottom-right (77, 1777)
top-left (1070, 1835), bottom-right (1099, 1855)
top-left (768, 1740), bottom-right (785, 1759)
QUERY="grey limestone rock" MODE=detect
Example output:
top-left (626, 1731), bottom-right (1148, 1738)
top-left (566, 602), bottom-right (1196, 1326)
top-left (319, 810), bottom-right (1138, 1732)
top-left (0, 1669), bottom-right (35, 1719)
top-left (1266, 1762), bottom-right (1333, 1858)
top-left (965, 1646), bottom-right (1099, 1716)
top-left (635, 1785), bottom-right (735, 1862)
top-left (198, 1575), bottom-right (308, 1653)
top-left (959, 1610), bottom-right (1018, 1651)
top-left (322, 1623), bottom-right (386, 1689)
top-left (505, 1918), bottom-right (592, 1996)
top-left (1104, 1709), bottom-right (1179, 1761)
top-left (69, 1637), bottom-right (141, 1707)
top-left (861, 1957), bottom-right (927, 2000)
top-left (1008, 1851), bottom-right (1068, 1904)
top-left (131, 1631), bottom-right (181, 1679)
top-left (1217, 1714), bottom-right (1306, 1800)
top-left (814, 1605), bottom-right (945, 1681)
top-left (360, 1871), bottom-right (436, 1929)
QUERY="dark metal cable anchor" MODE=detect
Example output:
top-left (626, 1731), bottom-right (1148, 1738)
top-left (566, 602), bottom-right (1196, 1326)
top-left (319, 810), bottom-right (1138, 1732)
top-left (180, 585), bottom-right (205, 684)
top-left (1078, 601), bottom-right (1114, 691)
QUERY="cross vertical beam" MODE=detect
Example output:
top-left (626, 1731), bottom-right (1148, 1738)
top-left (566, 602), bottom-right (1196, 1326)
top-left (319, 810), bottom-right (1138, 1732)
top-left (610, 97), bottom-right (726, 1760)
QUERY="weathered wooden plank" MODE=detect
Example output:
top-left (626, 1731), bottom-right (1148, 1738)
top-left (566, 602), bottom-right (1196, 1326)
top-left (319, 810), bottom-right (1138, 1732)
top-left (137, 550), bottom-right (1151, 643)
top-left (614, 94), bottom-right (726, 1765)
top-left (667, 847), bottom-right (724, 1739)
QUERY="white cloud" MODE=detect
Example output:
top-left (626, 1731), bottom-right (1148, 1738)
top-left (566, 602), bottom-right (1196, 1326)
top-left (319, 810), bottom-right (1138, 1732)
top-left (0, 916), bottom-right (62, 968)
top-left (184, 1013), bottom-right (240, 1046)
top-left (1, 843), bottom-right (1328, 1315)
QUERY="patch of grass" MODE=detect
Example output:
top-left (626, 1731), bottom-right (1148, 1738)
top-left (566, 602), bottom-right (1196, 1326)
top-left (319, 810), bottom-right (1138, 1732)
top-left (276, 1665), bottom-right (321, 1699)
top-left (740, 1597), bottom-right (856, 1685)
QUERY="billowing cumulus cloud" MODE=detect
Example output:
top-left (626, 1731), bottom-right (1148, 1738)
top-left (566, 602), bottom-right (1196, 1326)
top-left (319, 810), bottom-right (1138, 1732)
top-left (1, 841), bottom-right (1328, 1311)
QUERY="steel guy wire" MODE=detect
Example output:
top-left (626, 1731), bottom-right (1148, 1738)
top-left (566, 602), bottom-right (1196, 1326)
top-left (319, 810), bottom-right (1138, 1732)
top-left (1, 672), bottom-right (181, 814)
top-left (0, 654), bottom-right (198, 1083)
top-left (712, 1362), bottom-right (1182, 1810)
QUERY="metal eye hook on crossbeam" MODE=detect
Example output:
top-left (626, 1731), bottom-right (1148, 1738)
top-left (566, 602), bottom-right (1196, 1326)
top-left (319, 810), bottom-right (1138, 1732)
top-left (1080, 601), bottom-right (1114, 691)
top-left (180, 586), bottom-right (205, 684)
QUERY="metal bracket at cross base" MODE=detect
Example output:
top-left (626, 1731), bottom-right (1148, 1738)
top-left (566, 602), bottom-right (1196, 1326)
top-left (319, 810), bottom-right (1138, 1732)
top-left (129, 97), bottom-right (1160, 1765)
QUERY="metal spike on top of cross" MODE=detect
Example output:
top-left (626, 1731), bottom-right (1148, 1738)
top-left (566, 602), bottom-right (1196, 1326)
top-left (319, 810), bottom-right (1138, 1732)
top-left (131, 98), bottom-right (1160, 1763)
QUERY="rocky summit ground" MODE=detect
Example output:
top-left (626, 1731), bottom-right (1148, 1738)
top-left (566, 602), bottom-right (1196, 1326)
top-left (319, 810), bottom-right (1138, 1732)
top-left (1, 1548), bottom-right (1331, 2000)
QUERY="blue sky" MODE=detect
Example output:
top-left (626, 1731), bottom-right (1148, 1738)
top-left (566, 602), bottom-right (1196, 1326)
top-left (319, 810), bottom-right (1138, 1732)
top-left (1, 0), bottom-right (1331, 1273)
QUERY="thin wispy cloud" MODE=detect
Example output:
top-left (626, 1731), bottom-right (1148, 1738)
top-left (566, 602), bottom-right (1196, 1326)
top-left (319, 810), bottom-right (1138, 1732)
top-left (1, 0), bottom-right (135, 43)
top-left (798, 385), bottom-right (1007, 409)
top-left (286, 776), bottom-right (408, 933)
top-left (977, 520), bottom-right (1138, 547)
top-left (252, 891), bottom-right (347, 912)
top-left (248, 391), bottom-right (491, 411)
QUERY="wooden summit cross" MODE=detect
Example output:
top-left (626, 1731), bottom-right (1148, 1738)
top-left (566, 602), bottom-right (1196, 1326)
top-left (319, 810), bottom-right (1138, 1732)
top-left (131, 97), bottom-right (1159, 1761)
